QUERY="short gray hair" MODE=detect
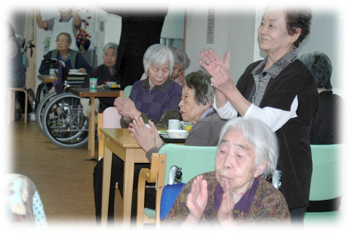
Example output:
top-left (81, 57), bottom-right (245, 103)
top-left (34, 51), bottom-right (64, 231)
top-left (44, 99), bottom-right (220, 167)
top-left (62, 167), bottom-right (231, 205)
top-left (299, 51), bottom-right (333, 90)
top-left (56, 32), bottom-right (72, 44)
top-left (183, 70), bottom-right (214, 106)
top-left (143, 44), bottom-right (174, 77)
top-left (103, 42), bottom-right (119, 53)
top-left (171, 47), bottom-right (190, 69)
top-left (218, 117), bottom-right (279, 177)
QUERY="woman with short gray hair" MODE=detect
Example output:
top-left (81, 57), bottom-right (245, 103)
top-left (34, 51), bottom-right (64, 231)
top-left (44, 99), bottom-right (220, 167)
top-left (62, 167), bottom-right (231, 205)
top-left (163, 117), bottom-right (290, 225)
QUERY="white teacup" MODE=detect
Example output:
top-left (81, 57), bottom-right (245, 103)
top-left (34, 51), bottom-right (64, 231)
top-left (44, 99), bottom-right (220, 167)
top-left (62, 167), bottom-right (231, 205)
top-left (168, 119), bottom-right (180, 130)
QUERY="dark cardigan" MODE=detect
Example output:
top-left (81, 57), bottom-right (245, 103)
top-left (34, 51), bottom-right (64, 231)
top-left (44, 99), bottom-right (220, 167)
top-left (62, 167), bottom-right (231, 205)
top-left (237, 59), bottom-right (319, 210)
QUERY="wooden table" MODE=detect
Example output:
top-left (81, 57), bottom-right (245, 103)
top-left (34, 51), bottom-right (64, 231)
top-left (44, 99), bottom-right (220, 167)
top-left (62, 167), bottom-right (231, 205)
top-left (101, 128), bottom-right (149, 226)
top-left (69, 88), bottom-right (121, 158)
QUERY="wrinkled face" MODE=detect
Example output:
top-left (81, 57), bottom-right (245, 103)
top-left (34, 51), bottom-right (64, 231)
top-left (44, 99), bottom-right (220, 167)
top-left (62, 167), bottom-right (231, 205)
top-left (147, 61), bottom-right (170, 87)
top-left (56, 34), bottom-right (71, 51)
top-left (215, 129), bottom-right (261, 194)
top-left (171, 63), bottom-right (184, 80)
top-left (179, 85), bottom-right (209, 124)
top-left (258, 8), bottom-right (295, 56)
top-left (102, 48), bottom-right (117, 68)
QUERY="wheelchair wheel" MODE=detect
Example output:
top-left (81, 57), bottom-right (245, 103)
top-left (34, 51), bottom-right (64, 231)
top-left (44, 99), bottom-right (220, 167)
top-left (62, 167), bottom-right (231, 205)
top-left (26, 88), bottom-right (36, 112)
top-left (42, 93), bottom-right (89, 148)
top-left (35, 82), bottom-right (52, 107)
top-left (36, 92), bottom-right (57, 134)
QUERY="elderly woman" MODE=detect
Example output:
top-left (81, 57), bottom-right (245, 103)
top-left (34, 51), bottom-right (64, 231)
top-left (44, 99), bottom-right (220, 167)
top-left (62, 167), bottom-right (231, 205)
top-left (81, 42), bottom-right (119, 114)
top-left (114, 44), bottom-right (182, 129)
top-left (199, 6), bottom-right (318, 223)
top-left (163, 117), bottom-right (291, 225)
top-left (127, 70), bottom-right (227, 218)
top-left (299, 51), bottom-right (344, 213)
top-left (38, 32), bottom-right (92, 75)
top-left (93, 44), bottom-right (182, 224)
top-left (170, 47), bottom-right (191, 86)
top-left (130, 70), bottom-right (227, 161)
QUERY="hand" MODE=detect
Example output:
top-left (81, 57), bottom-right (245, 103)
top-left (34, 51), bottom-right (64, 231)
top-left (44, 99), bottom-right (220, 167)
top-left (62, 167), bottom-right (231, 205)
top-left (184, 175), bottom-right (208, 225)
top-left (114, 97), bottom-right (140, 122)
top-left (78, 68), bottom-right (86, 73)
top-left (129, 117), bottom-right (161, 152)
top-left (217, 180), bottom-right (235, 225)
top-left (199, 50), bottom-right (235, 95)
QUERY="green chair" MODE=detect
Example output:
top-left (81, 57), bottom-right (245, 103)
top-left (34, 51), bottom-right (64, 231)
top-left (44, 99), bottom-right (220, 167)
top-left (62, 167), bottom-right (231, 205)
top-left (123, 85), bottom-right (133, 98)
top-left (304, 144), bottom-right (344, 225)
top-left (136, 144), bottom-right (217, 227)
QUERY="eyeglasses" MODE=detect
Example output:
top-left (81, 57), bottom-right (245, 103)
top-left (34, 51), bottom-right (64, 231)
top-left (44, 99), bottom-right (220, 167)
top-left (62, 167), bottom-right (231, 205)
top-left (56, 39), bottom-right (69, 43)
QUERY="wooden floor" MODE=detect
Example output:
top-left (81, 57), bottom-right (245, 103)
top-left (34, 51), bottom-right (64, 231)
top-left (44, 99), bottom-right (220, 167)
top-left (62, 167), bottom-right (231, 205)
top-left (8, 117), bottom-right (123, 227)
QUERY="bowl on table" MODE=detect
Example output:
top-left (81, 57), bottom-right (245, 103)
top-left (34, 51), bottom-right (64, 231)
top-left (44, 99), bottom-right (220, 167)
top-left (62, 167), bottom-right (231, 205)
top-left (166, 130), bottom-right (188, 139)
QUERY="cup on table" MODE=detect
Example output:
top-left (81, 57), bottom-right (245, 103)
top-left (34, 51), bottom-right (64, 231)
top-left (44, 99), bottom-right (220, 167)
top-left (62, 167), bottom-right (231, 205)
top-left (49, 68), bottom-right (56, 76)
top-left (89, 77), bottom-right (98, 90)
top-left (168, 119), bottom-right (180, 130)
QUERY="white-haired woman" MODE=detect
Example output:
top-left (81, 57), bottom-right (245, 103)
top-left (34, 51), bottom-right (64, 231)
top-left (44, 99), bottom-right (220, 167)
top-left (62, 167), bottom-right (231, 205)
top-left (164, 117), bottom-right (291, 225)
top-left (114, 43), bottom-right (182, 128)
top-left (94, 44), bottom-right (182, 224)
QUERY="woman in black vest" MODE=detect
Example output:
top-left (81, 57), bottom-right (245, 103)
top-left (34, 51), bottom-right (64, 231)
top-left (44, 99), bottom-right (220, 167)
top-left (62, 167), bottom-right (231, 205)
top-left (38, 32), bottom-right (92, 75)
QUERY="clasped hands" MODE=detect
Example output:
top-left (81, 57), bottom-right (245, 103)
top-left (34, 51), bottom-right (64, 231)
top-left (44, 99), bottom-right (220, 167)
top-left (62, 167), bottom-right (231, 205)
top-left (199, 50), bottom-right (235, 94)
top-left (184, 175), bottom-right (235, 226)
top-left (114, 97), bottom-right (141, 123)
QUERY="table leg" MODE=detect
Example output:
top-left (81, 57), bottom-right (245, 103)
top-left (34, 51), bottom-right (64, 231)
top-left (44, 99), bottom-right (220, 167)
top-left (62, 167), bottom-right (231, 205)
top-left (89, 97), bottom-right (95, 158)
top-left (101, 137), bottom-right (112, 226)
top-left (122, 149), bottom-right (135, 226)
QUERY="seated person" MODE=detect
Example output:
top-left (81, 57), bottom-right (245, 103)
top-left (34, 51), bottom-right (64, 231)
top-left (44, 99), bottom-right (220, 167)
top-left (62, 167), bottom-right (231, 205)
top-left (163, 117), bottom-right (291, 226)
top-left (128, 70), bottom-right (228, 217)
top-left (170, 47), bottom-right (191, 86)
top-left (38, 32), bottom-right (92, 75)
top-left (131, 70), bottom-right (227, 161)
top-left (93, 44), bottom-right (182, 224)
top-left (299, 51), bottom-right (344, 212)
top-left (81, 42), bottom-right (119, 115)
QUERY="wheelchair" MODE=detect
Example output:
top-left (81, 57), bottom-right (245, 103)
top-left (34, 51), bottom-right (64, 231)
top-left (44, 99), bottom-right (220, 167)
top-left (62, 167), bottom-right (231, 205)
top-left (37, 58), bottom-right (89, 148)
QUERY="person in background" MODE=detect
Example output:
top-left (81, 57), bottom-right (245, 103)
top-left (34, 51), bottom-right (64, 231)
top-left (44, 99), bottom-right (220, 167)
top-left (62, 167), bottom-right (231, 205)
top-left (162, 117), bottom-right (291, 226)
top-left (8, 22), bottom-right (27, 120)
top-left (81, 42), bottom-right (119, 115)
top-left (93, 44), bottom-right (182, 225)
top-left (128, 70), bottom-right (228, 217)
top-left (38, 32), bottom-right (92, 75)
top-left (35, 6), bottom-right (81, 51)
top-left (199, 6), bottom-right (318, 224)
top-left (299, 51), bottom-right (344, 212)
top-left (8, 22), bottom-right (26, 89)
top-left (140, 47), bottom-right (190, 87)
top-left (170, 47), bottom-right (191, 86)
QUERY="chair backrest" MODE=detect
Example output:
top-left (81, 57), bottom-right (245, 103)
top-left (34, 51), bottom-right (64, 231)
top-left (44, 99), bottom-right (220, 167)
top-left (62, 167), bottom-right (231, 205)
top-left (158, 144), bottom-right (218, 187)
top-left (102, 107), bottom-right (121, 128)
top-left (309, 144), bottom-right (344, 201)
top-left (124, 85), bottom-right (133, 98)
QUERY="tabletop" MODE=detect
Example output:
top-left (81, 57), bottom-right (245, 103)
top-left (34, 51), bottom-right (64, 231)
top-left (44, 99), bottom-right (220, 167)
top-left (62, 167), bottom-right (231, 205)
top-left (68, 87), bottom-right (121, 98)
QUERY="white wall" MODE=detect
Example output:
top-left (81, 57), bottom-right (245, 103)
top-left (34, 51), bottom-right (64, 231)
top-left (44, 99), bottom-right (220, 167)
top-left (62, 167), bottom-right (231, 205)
top-left (185, 5), bottom-right (344, 97)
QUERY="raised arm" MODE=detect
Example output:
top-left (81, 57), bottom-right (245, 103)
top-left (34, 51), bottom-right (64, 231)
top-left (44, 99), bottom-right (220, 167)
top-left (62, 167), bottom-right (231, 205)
top-left (35, 8), bottom-right (48, 29)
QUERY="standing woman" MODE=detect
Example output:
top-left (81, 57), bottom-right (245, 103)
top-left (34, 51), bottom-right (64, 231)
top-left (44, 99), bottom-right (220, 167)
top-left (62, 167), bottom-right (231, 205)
top-left (2, 19), bottom-right (26, 93)
top-left (200, 6), bottom-right (318, 224)
top-left (35, 6), bottom-right (81, 51)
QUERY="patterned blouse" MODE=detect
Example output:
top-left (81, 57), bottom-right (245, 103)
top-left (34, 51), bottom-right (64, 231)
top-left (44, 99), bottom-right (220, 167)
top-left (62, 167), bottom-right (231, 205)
top-left (163, 172), bottom-right (291, 226)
